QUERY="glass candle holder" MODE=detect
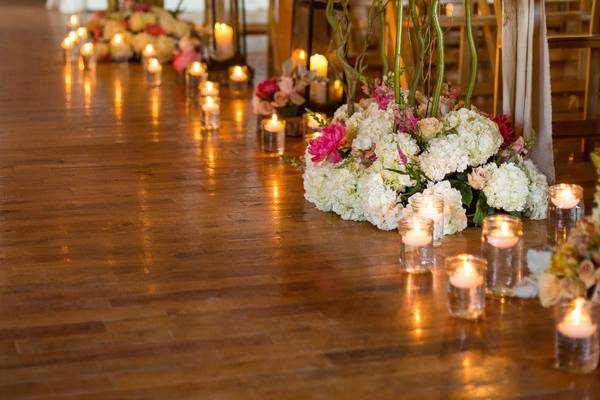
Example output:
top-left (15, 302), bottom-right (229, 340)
top-left (61, 37), bottom-right (77, 63)
top-left (555, 298), bottom-right (599, 374)
top-left (186, 61), bottom-right (208, 98)
top-left (481, 214), bottom-right (523, 297)
top-left (228, 65), bottom-right (249, 93)
top-left (302, 112), bottom-right (325, 144)
top-left (142, 44), bottom-right (157, 68)
top-left (261, 114), bottom-right (286, 155)
top-left (76, 27), bottom-right (88, 43)
top-left (110, 33), bottom-right (132, 63)
top-left (145, 58), bottom-right (162, 87)
top-left (66, 14), bottom-right (80, 32)
top-left (200, 81), bottom-right (220, 98)
top-left (328, 79), bottom-right (344, 104)
top-left (399, 216), bottom-right (434, 273)
top-left (412, 194), bottom-right (444, 246)
top-left (445, 254), bottom-right (486, 320)
top-left (79, 42), bottom-right (96, 71)
top-left (548, 184), bottom-right (584, 246)
top-left (201, 96), bottom-right (220, 130)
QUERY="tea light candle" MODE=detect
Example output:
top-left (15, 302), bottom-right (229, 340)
top-left (76, 27), bottom-right (88, 42)
top-left (487, 221), bottom-right (519, 249)
top-left (185, 61), bottom-right (207, 98)
top-left (79, 42), bottom-right (96, 70)
top-left (265, 113), bottom-right (285, 134)
top-left (310, 54), bottom-right (328, 77)
top-left (214, 22), bottom-right (235, 60)
top-left (402, 223), bottom-right (432, 247)
top-left (291, 48), bottom-right (307, 66)
top-left (558, 298), bottom-right (597, 339)
top-left (262, 114), bottom-right (286, 155)
top-left (329, 79), bottom-right (344, 104)
top-left (146, 57), bottom-right (162, 87)
top-left (68, 31), bottom-right (78, 43)
top-left (200, 81), bottom-right (219, 97)
top-left (67, 14), bottom-right (80, 31)
top-left (142, 43), bottom-right (156, 66)
top-left (111, 33), bottom-right (131, 62)
top-left (450, 261), bottom-right (484, 289)
top-left (202, 96), bottom-right (220, 130)
top-left (61, 36), bottom-right (76, 63)
top-left (551, 185), bottom-right (581, 209)
top-left (229, 65), bottom-right (248, 93)
top-left (189, 61), bottom-right (206, 78)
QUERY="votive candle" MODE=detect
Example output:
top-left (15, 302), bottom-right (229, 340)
top-left (76, 26), bottom-right (88, 42)
top-left (548, 184), bottom-right (584, 246)
top-left (111, 33), bottom-right (131, 62)
top-left (67, 14), bottom-right (80, 32)
top-left (61, 36), bottom-right (76, 63)
top-left (229, 65), bottom-right (248, 93)
top-left (202, 96), bottom-right (220, 130)
top-left (446, 254), bottom-right (486, 320)
top-left (79, 42), bottom-right (96, 71)
top-left (214, 22), bottom-right (235, 60)
top-left (309, 53), bottom-right (328, 77)
top-left (412, 194), bottom-right (444, 245)
top-left (310, 80), bottom-right (327, 106)
top-left (291, 48), bottom-right (307, 67)
top-left (142, 43), bottom-right (156, 67)
top-left (200, 81), bottom-right (219, 97)
top-left (262, 113), bottom-right (286, 155)
top-left (186, 61), bottom-right (207, 98)
top-left (145, 57), bottom-right (162, 87)
top-left (399, 216), bottom-right (434, 273)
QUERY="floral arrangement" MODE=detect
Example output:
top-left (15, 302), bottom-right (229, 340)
top-left (302, 0), bottom-right (548, 234)
top-left (252, 59), bottom-right (316, 117)
top-left (534, 154), bottom-right (600, 307)
top-left (86, 2), bottom-right (202, 71)
top-left (303, 78), bottom-right (548, 232)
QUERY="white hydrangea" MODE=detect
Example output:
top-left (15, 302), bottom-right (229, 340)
top-left (333, 103), bottom-right (361, 124)
top-left (521, 159), bottom-right (549, 219)
top-left (404, 180), bottom-right (467, 235)
top-left (418, 134), bottom-right (469, 182)
top-left (443, 108), bottom-right (503, 166)
top-left (483, 163), bottom-right (529, 212)
top-left (328, 167), bottom-right (364, 221)
top-left (350, 102), bottom-right (395, 150)
top-left (369, 132), bottom-right (419, 191)
top-left (303, 152), bottom-right (334, 212)
top-left (357, 172), bottom-right (402, 230)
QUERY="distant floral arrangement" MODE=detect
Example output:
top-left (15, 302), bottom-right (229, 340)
top-left (86, 2), bottom-right (202, 71)
top-left (252, 59), bottom-right (316, 117)
top-left (303, 76), bottom-right (549, 233)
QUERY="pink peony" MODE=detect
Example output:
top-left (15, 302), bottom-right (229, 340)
top-left (172, 51), bottom-right (201, 73)
top-left (255, 78), bottom-right (279, 101)
top-left (272, 91), bottom-right (289, 108)
top-left (308, 122), bottom-right (346, 163)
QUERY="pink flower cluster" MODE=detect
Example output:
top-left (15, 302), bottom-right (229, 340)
top-left (252, 76), bottom-right (309, 116)
top-left (308, 122), bottom-right (347, 164)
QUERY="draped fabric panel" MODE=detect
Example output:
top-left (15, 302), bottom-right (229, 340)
top-left (502, 0), bottom-right (555, 182)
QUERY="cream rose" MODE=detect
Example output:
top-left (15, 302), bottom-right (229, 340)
top-left (416, 117), bottom-right (443, 141)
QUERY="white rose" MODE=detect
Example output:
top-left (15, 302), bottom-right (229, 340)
top-left (468, 164), bottom-right (495, 190)
top-left (155, 35), bottom-right (177, 62)
top-left (129, 12), bottom-right (155, 32)
top-left (539, 273), bottom-right (561, 307)
top-left (131, 32), bottom-right (154, 54)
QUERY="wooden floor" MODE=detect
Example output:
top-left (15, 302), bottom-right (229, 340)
top-left (0, 2), bottom-right (599, 399)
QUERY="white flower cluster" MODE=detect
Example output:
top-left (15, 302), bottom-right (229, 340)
top-left (418, 134), bottom-right (469, 181)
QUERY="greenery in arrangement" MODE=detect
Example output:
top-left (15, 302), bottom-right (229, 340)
top-left (302, 0), bottom-right (548, 234)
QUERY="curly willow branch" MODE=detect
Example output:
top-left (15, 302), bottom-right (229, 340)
top-left (393, 0), bottom-right (404, 103)
top-left (464, 0), bottom-right (478, 108)
top-left (408, 0), bottom-right (425, 106)
top-left (430, 0), bottom-right (444, 116)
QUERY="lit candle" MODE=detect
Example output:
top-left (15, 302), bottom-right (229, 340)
top-left (262, 114), bottom-right (286, 155)
top-left (450, 261), bottom-right (484, 289)
top-left (61, 36), bottom-right (76, 63)
top-left (76, 27), bottom-right (88, 42)
top-left (68, 31), bottom-right (78, 43)
top-left (328, 79), bottom-right (344, 104)
top-left (487, 221), bottom-right (519, 249)
top-left (309, 53), bottom-right (328, 77)
top-left (214, 22), bottom-right (235, 60)
top-left (146, 57), bottom-right (162, 87)
top-left (558, 298), bottom-right (597, 339)
top-left (414, 195), bottom-right (444, 243)
top-left (142, 43), bottom-right (156, 66)
top-left (200, 81), bottom-right (219, 97)
top-left (111, 33), bottom-right (131, 62)
top-left (186, 61), bottom-right (207, 98)
top-left (291, 48), bottom-right (307, 66)
top-left (79, 42), bottom-right (96, 70)
top-left (402, 223), bottom-right (432, 247)
top-left (189, 61), bottom-right (206, 77)
top-left (551, 185), bottom-right (581, 209)
top-left (229, 65), bottom-right (248, 93)
top-left (202, 96), bottom-right (220, 130)
top-left (310, 81), bottom-right (327, 106)
top-left (67, 14), bottom-right (80, 31)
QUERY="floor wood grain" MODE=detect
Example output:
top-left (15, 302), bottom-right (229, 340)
top-left (0, 2), bottom-right (599, 399)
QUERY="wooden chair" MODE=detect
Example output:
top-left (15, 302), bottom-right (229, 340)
top-left (549, 0), bottom-right (600, 189)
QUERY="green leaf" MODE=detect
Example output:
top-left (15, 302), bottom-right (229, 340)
top-left (449, 179), bottom-right (473, 207)
top-left (473, 193), bottom-right (488, 226)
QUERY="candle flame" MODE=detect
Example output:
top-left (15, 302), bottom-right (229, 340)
top-left (61, 37), bottom-right (73, 49)
top-left (461, 261), bottom-right (476, 278)
top-left (191, 61), bottom-right (202, 74)
top-left (206, 96), bottom-right (214, 107)
top-left (299, 50), bottom-right (306, 60)
top-left (77, 27), bottom-right (87, 39)
top-left (113, 33), bottom-right (123, 44)
top-left (214, 22), bottom-right (231, 32)
top-left (500, 222), bottom-right (510, 235)
top-left (69, 15), bottom-right (79, 26)
top-left (333, 79), bottom-right (342, 89)
top-left (566, 297), bottom-right (590, 325)
top-left (271, 113), bottom-right (278, 123)
top-left (206, 81), bottom-right (213, 91)
top-left (143, 43), bottom-right (155, 56)
top-left (233, 65), bottom-right (243, 76)
top-left (147, 58), bottom-right (161, 72)
top-left (81, 42), bottom-right (94, 56)
top-left (68, 31), bottom-right (78, 42)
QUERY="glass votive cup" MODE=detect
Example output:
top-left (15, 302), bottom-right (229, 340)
top-left (228, 65), bottom-right (249, 93)
top-left (412, 194), bottom-right (444, 246)
top-left (548, 184), bottom-right (584, 246)
top-left (445, 254), bottom-right (486, 320)
top-left (399, 216), bottom-right (434, 274)
top-left (555, 298), bottom-right (599, 374)
top-left (62, 38), bottom-right (77, 63)
top-left (302, 112), bottom-right (326, 144)
top-left (309, 80), bottom-right (327, 106)
top-left (199, 81), bottom-right (220, 98)
top-left (201, 96), bottom-right (220, 130)
top-left (261, 115), bottom-right (286, 155)
top-left (481, 214), bottom-right (523, 297)
top-left (186, 61), bottom-right (208, 98)
top-left (145, 58), bottom-right (162, 87)
top-left (79, 43), bottom-right (96, 71)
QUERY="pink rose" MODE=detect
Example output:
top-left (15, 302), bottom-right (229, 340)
top-left (257, 100), bottom-right (274, 116)
top-left (255, 78), bottom-right (279, 101)
top-left (308, 122), bottom-right (346, 163)
top-left (145, 23), bottom-right (166, 36)
top-left (278, 76), bottom-right (294, 95)
top-left (272, 91), bottom-right (289, 108)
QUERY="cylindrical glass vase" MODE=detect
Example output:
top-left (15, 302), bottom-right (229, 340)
top-left (201, 96), bottom-right (221, 130)
top-left (555, 298), bottom-right (599, 374)
top-left (445, 254), bottom-right (486, 320)
top-left (399, 216), bottom-right (434, 274)
top-left (412, 194), bottom-right (444, 246)
top-left (481, 214), bottom-right (523, 297)
top-left (261, 117), bottom-right (286, 155)
top-left (548, 184), bottom-right (584, 246)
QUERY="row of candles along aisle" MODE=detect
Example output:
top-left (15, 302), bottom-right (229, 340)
top-left (291, 48), bottom-right (344, 106)
top-left (401, 183), bottom-right (593, 374)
